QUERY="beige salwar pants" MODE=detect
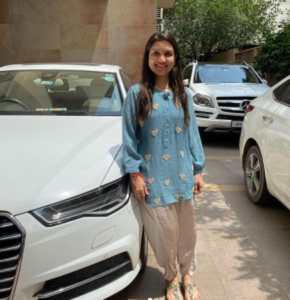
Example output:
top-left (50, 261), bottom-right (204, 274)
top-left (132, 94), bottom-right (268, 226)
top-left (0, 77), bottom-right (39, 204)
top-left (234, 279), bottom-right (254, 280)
top-left (139, 199), bottom-right (197, 281)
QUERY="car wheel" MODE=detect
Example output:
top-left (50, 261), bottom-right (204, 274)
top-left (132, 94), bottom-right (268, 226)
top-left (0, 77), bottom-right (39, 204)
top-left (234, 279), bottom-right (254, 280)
top-left (139, 227), bottom-right (148, 271)
top-left (244, 145), bottom-right (273, 205)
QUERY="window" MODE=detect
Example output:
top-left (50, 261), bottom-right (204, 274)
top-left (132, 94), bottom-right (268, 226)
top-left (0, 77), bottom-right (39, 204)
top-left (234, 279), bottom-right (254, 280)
top-left (194, 65), bottom-right (262, 84)
top-left (183, 65), bottom-right (193, 81)
top-left (120, 71), bottom-right (132, 92)
top-left (0, 70), bottom-right (122, 116)
top-left (273, 79), bottom-right (290, 106)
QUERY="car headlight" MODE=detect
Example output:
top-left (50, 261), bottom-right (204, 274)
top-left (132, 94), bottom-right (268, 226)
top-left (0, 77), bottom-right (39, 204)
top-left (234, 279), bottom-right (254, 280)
top-left (193, 93), bottom-right (214, 107)
top-left (31, 175), bottom-right (130, 226)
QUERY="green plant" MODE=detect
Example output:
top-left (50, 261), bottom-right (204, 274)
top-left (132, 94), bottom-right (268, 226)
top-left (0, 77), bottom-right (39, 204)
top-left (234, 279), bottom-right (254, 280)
top-left (254, 22), bottom-right (290, 84)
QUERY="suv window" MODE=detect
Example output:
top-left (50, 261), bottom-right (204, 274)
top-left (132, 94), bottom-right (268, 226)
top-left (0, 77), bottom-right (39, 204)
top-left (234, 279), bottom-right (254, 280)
top-left (194, 65), bottom-right (261, 84)
top-left (273, 79), bottom-right (290, 105)
top-left (183, 65), bottom-right (193, 81)
top-left (120, 71), bottom-right (132, 92)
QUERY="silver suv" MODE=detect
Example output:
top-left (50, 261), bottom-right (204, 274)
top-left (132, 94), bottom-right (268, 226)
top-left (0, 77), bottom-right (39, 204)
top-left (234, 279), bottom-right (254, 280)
top-left (183, 61), bottom-right (269, 133)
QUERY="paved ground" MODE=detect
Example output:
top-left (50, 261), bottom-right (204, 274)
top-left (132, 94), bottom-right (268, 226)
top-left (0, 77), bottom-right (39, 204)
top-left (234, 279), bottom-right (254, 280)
top-left (108, 135), bottom-right (290, 300)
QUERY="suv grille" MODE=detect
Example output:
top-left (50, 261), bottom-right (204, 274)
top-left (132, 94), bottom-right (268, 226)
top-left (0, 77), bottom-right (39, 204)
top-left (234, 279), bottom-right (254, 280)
top-left (217, 97), bottom-right (256, 113)
top-left (0, 213), bottom-right (25, 300)
top-left (35, 252), bottom-right (133, 300)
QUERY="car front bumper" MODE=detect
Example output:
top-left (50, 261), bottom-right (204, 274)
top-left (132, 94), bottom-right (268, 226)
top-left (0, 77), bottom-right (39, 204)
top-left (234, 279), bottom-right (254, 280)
top-left (196, 117), bottom-right (243, 133)
top-left (11, 197), bottom-right (142, 300)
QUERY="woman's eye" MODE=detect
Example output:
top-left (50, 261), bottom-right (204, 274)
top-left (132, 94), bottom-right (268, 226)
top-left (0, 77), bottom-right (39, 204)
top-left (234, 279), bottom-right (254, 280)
top-left (152, 52), bottom-right (159, 56)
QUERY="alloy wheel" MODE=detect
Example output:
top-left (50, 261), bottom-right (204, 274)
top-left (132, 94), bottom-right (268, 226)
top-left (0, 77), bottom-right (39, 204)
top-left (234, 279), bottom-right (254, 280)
top-left (246, 153), bottom-right (261, 196)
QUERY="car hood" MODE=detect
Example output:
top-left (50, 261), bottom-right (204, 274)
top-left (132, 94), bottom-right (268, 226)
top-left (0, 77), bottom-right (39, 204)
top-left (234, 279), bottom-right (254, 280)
top-left (192, 83), bottom-right (269, 97)
top-left (0, 116), bottom-right (122, 215)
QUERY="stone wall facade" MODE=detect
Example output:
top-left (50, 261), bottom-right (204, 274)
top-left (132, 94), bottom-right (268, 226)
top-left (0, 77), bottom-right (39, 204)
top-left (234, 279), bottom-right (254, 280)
top-left (0, 0), bottom-right (157, 83)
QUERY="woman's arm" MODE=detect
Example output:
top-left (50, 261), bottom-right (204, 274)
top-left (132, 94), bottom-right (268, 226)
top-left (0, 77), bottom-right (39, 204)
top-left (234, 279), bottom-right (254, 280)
top-left (186, 89), bottom-right (205, 194)
top-left (122, 87), bottom-right (148, 201)
top-left (122, 87), bottom-right (143, 173)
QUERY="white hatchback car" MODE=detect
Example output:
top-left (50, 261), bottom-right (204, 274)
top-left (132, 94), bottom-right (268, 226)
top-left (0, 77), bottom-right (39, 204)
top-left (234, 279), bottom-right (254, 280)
top-left (0, 64), bottom-right (147, 300)
top-left (240, 75), bottom-right (290, 208)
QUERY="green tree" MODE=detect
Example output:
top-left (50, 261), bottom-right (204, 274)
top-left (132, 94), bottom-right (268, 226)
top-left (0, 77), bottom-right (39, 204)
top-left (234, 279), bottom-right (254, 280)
top-left (164, 0), bottom-right (285, 66)
top-left (254, 22), bottom-right (290, 85)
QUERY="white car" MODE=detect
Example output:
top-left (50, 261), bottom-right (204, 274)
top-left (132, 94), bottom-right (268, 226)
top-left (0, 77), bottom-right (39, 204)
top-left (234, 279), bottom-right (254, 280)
top-left (0, 64), bottom-right (148, 300)
top-left (240, 75), bottom-right (290, 208)
top-left (183, 61), bottom-right (270, 133)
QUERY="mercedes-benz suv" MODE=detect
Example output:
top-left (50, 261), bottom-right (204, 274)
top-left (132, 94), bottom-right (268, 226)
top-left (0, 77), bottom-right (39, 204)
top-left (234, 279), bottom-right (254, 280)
top-left (183, 61), bottom-right (270, 133)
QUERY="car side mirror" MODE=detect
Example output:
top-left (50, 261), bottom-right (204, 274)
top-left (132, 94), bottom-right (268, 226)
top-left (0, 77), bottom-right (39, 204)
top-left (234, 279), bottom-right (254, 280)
top-left (183, 79), bottom-right (189, 86)
top-left (262, 79), bottom-right (268, 85)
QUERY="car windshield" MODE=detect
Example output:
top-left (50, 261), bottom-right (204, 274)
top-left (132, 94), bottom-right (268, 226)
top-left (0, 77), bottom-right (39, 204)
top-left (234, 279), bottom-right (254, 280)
top-left (0, 70), bottom-right (122, 116)
top-left (194, 65), bottom-right (261, 84)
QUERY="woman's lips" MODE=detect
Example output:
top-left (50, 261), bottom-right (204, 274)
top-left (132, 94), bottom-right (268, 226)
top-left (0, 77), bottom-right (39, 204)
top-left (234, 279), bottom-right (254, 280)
top-left (155, 64), bottom-right (167, 69)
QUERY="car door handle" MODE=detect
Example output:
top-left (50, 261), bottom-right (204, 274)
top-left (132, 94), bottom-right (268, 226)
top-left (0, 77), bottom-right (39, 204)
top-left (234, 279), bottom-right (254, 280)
top-left (263, 115), bottom-right (274, 123)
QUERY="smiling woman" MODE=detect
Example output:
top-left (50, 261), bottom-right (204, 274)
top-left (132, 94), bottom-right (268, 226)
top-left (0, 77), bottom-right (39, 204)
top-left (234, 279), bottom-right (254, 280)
top-left (122, 31), bottom-right (205, 300)
top-left (0, 70), bottom-right (122, 115)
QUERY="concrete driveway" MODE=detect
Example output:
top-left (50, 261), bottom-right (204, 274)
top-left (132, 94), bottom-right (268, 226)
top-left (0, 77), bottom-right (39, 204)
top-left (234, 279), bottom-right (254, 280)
top-left (108, 135), bottom-right (290, 300)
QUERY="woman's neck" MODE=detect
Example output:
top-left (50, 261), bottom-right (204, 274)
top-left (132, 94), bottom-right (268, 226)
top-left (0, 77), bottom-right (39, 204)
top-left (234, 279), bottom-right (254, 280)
top-left (155, 76), bottom-right (170, 91)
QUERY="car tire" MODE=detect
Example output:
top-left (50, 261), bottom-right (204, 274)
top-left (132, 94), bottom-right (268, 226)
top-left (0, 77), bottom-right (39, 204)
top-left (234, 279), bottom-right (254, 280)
top-left (139, 227), bottom-right (148, 271)
top-left (244, 145), bottom-right (273, 205)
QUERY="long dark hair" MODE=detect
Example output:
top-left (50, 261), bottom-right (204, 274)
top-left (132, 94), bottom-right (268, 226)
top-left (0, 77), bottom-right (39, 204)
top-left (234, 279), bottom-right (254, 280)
top-left (138, 31), bottom-right (189, 126)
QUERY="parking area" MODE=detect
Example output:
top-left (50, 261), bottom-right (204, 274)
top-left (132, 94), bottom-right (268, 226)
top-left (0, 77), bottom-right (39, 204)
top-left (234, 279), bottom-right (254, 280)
top-left (108, 134), bottom-right (290, 300)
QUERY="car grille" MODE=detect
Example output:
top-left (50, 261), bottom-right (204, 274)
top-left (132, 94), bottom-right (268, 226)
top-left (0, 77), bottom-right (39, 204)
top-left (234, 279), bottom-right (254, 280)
top-left (216, 115), bottom-right (244, 121)
top-left (35, 252), bottom-right (133, 300)
top-left (195, 111), bottom-right (213, 119)
top-left (0, 212), bottom-right (25, 300)
top-left (216, 97), bottom-right (256, 113)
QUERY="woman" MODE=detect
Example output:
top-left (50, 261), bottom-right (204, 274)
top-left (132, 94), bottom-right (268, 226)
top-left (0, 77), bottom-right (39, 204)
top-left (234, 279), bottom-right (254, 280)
top-left (122, 31), bottom-right (205, 300)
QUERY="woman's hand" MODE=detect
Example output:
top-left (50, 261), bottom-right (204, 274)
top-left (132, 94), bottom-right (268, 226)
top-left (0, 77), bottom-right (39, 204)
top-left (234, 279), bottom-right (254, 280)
top-left (194, 173), bottom-right (204, 195)
top-left (130, 174), bottom-right (149, 202)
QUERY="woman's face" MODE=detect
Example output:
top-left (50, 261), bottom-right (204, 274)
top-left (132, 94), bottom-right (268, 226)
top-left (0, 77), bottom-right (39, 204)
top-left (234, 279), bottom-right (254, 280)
top-left (148, 41), bottom-right (175, 79)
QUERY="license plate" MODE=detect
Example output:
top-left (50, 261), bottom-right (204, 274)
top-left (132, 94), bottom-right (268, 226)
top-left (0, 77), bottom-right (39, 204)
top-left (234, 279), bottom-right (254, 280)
top-left (232, 121), bottom-right (243, 128)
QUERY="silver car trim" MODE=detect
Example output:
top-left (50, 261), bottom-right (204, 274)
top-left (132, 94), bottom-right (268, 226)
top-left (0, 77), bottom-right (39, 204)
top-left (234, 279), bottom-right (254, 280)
top-left (35, 260), bottom-right (131, 299)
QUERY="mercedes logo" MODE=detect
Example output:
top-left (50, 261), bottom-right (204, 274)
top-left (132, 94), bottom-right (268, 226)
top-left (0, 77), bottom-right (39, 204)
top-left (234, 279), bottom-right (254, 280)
top-left (240, 100), bottom-right (251, 111)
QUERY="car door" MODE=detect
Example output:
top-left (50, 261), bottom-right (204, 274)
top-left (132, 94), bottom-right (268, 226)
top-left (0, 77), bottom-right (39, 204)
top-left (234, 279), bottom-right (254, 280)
top-left (262, 79), bottom-right (290, 202)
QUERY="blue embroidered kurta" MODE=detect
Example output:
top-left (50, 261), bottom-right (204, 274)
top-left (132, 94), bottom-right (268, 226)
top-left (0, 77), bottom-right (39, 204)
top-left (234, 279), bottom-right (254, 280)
top-left (122, 84), bottom-right (205, 207)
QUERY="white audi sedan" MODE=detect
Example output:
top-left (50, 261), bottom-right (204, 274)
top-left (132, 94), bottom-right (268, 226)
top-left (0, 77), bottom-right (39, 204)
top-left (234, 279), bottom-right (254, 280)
top-left (0, 64), bottom-right (147, 300)
top-left (240, 75), bottom-right (290, 208)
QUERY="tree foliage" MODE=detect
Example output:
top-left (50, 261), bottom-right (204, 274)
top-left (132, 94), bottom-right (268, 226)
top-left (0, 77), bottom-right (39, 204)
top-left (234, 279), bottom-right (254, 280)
top-left (254, 22), bottom-right (290, 84)
top-left (164, 0), bottom-right (285, 66)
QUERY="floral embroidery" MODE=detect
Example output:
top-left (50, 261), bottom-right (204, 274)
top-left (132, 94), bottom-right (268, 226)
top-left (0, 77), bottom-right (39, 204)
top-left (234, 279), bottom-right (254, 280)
top-left (151, 129), bottom-right (159, 137)
top-left (147, 177), bottom-right (155, 184)
top-left (180, 151), bottom-right (184, 157)
top-left (164, 179), bottom-right (170, 186)
top-left (154, 198), bottom-right (161, 205)
top-left (175, 102), bottom-right (181, 109)
top-left (179, 173), bottom-right (186, 180)
top-left (175, 194), bottom-right (182, 200)
top-left (145, 154), bottom-right (151, 161)
top-left (153, 103), bottom-right (159, 110)
top-left (138, 118), bottom-right (144, 127)
top-left (175, 127), bottom-right (181, 134)
top-left (163, 154), bottom-right (170, 161)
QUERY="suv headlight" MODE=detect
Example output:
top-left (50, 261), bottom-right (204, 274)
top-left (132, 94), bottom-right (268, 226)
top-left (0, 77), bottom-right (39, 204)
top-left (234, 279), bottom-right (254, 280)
top-left (193, 93), bottom-right (214, 107)
top-left (31, 175), bottom-right (130, 226)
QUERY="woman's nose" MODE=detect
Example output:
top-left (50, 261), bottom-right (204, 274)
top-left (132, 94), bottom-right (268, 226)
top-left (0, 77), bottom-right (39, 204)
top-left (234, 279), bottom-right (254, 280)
top-left (159, 55), bottom-right (166, 62)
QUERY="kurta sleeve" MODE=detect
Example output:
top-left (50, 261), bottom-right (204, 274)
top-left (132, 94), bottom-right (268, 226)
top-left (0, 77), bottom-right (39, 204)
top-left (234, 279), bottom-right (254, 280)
top-left (122, 87), bottom-right (143, 173)
top-left (186, 89), bottom-right (205, 175)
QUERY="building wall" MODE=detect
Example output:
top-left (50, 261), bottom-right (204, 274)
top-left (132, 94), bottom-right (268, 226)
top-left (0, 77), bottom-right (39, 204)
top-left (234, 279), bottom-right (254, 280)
top-left (210, 49), bottom-right (235, 62)
top-left (0, 0), bottom-right (157, 83)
